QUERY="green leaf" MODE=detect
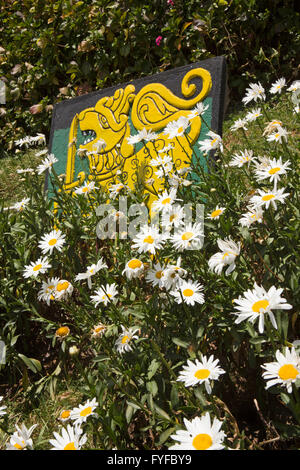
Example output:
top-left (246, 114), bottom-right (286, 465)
top-left (172, 337), bottom-right (189, 348)
top-left (154, 403), bottom-right (172, 421)
top-left (157, 426), bottom-right (176, 445)
top-left (18, 354), bottom-right (42, 373)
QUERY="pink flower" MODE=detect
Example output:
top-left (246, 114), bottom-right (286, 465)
top-left (155, 36), bottom-right (163, 46)
top-left (29, 104), bottom-right (43, 114)
top-left (167, 0), bottom-right (174, 5)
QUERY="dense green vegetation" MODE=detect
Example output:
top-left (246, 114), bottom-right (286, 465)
top-left (1, 0), bottom-right (299, 156)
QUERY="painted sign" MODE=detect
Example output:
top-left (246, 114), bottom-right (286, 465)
top-left (48, 57), bottom-right (227, 202)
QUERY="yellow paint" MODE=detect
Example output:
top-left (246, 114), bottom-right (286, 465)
top-left (63, 68), bottom-right (212, 204)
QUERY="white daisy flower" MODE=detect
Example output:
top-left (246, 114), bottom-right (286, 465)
top-left (54, 280), bottom-right (74, 301)
top-left (37, 153), bottom-right (58, 175)
top-left (75, 258), bottom-right (108, 289)
top-left (242, 82), bottom-right (266, 105)
top-left (58, 410), bottom-right (72, 423)
top-left (261, 347), bottom-right (300, 394)
top-left (108, 182), bottom-right (130, 199)
top-left (109, 209), bottom-right (126, 223)
top-left (254, 157), bottom-right (291, 186)
top-left (287, 80), bottom-right (300, 92)
top-left (177, 356), bottom-right (226, 394)
top-left (155, 162), bottom-right (173, 179)
top-left (9, 197), bottom-right (30, 212)
top-left (246, 108), bottom-right (262, 121)
top-left (38, 277), bottom-right (60, 305)
top-left (151, 188), bottom-right (179, 214)
top-left (38, 229), bottom-right (66, 255)
top-left (238, 207), bottom-right (264, 228)
top-left (232, 283), bottom-right (292, 334)
top-left (162, 257), bottom-right (187, 290)
top-left (14, 136), bottom-right (32, 148)
top-left (127, 128), bottom-right (157, 144)
top-left (74, 180), bottom-right (97, 196)
top-left (163, 116), bottom-right (190, 139)
top-left (229, 149), bottom-right (255, 167)
top-left (266, 126), bottom-right (289, 143)
top-left (149, 154), bottom-right (173, 168)
top-left (91, 323), bottom-right (107, 339)
top-left (0, 396), bottom-right (7, 417)
top-left (70, 398), bottom-right (99, 425)
top-left (35, 149), bottom-right (48, 157)
top-left (263, 120), bottom-right (283, 136)
top-left (161, 204), bottom-right (185, 231)
top-left (90, 283), bottom-right (118, 307)
top-left (198, 131), bottom-right (223, 155)
top-left (269, 78), bottom-right (286, 95)
top-left (208, 238), bottom-right (240, 276)
top-left (249, 188), bottom-right (290, 210)
top-left (6, 423), bottom-right (37, 450)
top-left (188, 102), bottom-right (209, 120)
top-left (145, 262), bottom-right (165, 288)
top-left (170, 223), bottom-right (204, 251)
top-left (168, 173), bottom-right (192, 188)
top-left (122, 258), bottom-right (144, 280)
top-left (115, 325), bottom-right (139, 354)
top-left (170, 279), bottom-right (205, 306)
top-left (132, 225), bottom-right (165, 255)
top-left (230, 118), bottom-right (248, 132)
top-left (169, 412), bottom-right (226, 450)
top-left (49, 423), bottom-right (87, 450)
top-left (207, 206), bottom-right (226, 220)
top-left (23, 256), bottom-right (51, 278)
top-left (16, 168), bottom-right (35, 174)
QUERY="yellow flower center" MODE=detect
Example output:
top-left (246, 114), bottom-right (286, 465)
top-left (182, 288), bottom-right (194, 297)
top-left (177, 126), bottom-right (184, 134)
top-left (275, 133), bottom-right (280, 139)
top-left (94, 326), bottom-right (105, 333)
top-left (278, 364), bottom-right (299, 381)
top-left (56, 326), bottom-right (70, 337)
top-left (155, 271), bottom-right (163, 279)
top-left (252, 299), bottom-right (269, 313)
top-left (144, 235), bottom-right (154, 244)
top-left (210, 138), bottom-right (218, 146)
top-left (262, 194), bottom-right (275, 201)
top-left (169, 214), bottom-right (176, 222)
top-left (162, 197), bottom-right (171, 205)
top-left (60, 410), bottom-right (71, 419)
top-left (13, 440), bottom-right (25, 450)
top-left (56, 281), bottom-right (70, 292)
top-left (121, 335), bottom-right (130, 344)
top-left (33, 263), bottom-right (42, 272)
top-left (194, 368), bottom-right (210, 380)
top-left (181, 231), bottom-right (193, 241)
top-left (128, 259), bottom-right (142, 269)
top-left (268, 167), bottom-right (281, 175)
top-left (192, 433), bottom-right (213, 450)
top-left (80, 406), bottom-right (92, 417)
top-left (82, 186), bottom-right (89, 193)
top-left (64, 442), bottom-right (77, 450)
top-left (102, 293), bottom-right (112, 300)
top-left (48, 238), bottom-right (57, 246)
top-left (211, 209), bottom-right (222, 218)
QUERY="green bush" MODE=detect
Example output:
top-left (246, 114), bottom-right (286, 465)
top-left (1, 0), bottom-right (299, 156)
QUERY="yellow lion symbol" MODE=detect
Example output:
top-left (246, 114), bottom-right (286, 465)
top-left (64, 68), bottom-right (212, 201)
